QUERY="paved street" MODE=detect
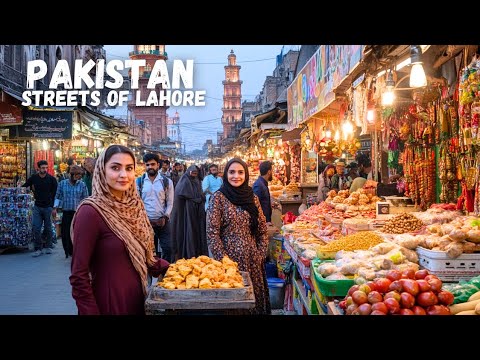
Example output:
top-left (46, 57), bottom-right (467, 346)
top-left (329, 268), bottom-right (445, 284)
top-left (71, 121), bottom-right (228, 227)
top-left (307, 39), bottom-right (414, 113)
top-left (0, 244), bottom-right (77, 315)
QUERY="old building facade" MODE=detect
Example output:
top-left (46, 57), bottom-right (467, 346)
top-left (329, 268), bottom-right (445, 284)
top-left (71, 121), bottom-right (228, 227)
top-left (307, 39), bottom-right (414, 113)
top-left (127, 45), bottom-right (168, 145)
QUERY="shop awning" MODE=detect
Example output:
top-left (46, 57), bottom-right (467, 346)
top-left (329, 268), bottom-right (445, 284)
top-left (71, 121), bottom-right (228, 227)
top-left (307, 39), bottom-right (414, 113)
top-left (281, 127), bottom-right (302, 141)
top-left (1, 87), bottom-right (24, 102)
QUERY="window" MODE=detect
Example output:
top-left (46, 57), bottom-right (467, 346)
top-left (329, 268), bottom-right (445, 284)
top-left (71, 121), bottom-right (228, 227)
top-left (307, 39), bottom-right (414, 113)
top-left (4, 45), bottom-right (13, 67)
top-left (14, 45), bottom-right (22, 71)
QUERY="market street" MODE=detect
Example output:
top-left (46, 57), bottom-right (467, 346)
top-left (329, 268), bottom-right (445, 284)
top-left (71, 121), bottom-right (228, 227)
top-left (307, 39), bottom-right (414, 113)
top-left (0, 245), bottom-right (77, 315)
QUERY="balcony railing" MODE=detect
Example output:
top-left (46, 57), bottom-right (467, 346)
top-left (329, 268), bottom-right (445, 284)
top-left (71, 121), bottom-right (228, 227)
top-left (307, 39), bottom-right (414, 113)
top-left (129, 50), bottom-right (168, 57)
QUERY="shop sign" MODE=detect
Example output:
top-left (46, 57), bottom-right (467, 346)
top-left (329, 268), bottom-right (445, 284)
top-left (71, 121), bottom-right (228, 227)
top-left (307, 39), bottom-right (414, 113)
top-left (0, 102), bottom-right (22, 126)
top-left (9, 110), bottom-right (73, 139)
top-left (287, 45), bottom-right (364, 128)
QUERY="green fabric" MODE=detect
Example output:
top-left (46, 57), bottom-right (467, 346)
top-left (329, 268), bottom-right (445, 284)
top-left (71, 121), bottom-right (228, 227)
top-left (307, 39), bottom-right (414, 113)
top-left (83, 172), bottom-right (93, 196)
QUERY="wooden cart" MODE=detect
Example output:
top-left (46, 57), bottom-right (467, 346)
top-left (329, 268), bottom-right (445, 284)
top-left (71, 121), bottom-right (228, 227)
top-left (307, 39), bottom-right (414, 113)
top-left (145, 271), bottom-right (256, 315)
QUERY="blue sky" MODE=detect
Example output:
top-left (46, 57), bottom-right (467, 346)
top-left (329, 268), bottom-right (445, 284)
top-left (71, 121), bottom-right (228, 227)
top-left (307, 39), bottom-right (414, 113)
top-left (103, 45), bottom-right (298, 151)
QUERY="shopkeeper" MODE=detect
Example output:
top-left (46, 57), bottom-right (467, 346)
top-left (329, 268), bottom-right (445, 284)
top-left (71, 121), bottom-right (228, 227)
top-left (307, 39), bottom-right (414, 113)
top-left (330, 161), bottom-right (352, 191)
top-left (350, 175), bottom-right (404, 197)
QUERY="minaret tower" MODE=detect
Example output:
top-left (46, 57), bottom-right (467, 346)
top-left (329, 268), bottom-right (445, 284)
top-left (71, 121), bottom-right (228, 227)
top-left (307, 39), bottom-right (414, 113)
top-left (221, 49), bottom-right (243, 142)
top-left (128, 45), bottom-right (168, 143)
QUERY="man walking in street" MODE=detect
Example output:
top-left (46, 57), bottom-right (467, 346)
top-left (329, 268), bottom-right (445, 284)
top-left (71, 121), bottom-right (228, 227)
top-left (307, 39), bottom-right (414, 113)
top-left (202, 164), bottom-right (223, 211)
top-left (137, 153), bottom-right (175, 262)
top-left (159, 159), bottom-right (171, 179)
top-left (82, 157), bottom-right (96, 196)
top-left (52, 165), bottom-right (88, 258)
top-left (22, 160), bottom-right (58, 257)
top-left (170, 162), bottom-right (183, 188)
top-left (253, 161), bottom-right (273, 226)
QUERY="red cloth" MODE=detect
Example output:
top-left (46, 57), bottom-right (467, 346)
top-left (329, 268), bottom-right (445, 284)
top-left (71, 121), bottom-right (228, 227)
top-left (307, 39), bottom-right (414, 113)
top-left (70, 205), bottom-right (168, 315)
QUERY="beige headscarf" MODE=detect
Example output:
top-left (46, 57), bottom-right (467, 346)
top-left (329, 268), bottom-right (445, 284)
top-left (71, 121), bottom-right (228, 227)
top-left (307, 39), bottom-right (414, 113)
top-left (71, 145), bottom-right (156, 295)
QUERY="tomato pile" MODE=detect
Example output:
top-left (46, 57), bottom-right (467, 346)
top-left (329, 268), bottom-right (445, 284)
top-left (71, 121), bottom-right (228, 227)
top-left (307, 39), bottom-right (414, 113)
top-left (340, 269), bottom-right (454, 315)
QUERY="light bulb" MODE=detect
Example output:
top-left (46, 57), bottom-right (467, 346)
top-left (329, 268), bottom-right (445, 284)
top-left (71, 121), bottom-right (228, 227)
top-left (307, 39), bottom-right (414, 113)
top-left (334, 130), bottom-right (340, 142)
top-left (382, 88), bottom-right (395, 106)
top-left (55, 149), bottom-right (61, 158)
top-left (42, 140), bottom-right (49, 150)
top-left (409, 63), bottom-right (427, 88)
top-left (367, 109), bottom-right (375, 123)
top-left (325, 130), bottom-right (332, 139)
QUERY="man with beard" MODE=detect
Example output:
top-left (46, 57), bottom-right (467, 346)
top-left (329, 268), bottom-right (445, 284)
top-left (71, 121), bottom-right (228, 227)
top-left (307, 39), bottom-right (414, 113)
top-left (52, 165), bottom-right (88, 258)
top-left (170, 162), bottom-right (184, 188)
top-left (253, 161), bottom-right (273, 225)
top-left (136, 153), bottom-right (174, 261)
top-left (202, 164), bottom-right (223, 211)
top-left (82, 157), bottom-right (96, 196)
top-left (22, 160), bottom-right (58, 257)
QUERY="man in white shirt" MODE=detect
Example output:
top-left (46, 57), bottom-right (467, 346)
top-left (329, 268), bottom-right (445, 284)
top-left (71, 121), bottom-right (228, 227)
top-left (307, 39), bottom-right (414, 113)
top-left (202, 164), bottom-right (223, 211)
top-left (137, 153), bottom-right (175, 262)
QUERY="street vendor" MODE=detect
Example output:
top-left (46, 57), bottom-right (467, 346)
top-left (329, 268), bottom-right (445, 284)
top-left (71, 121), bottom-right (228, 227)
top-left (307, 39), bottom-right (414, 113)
top-left (330, 161), bottom-right (352, 191)
top-left (350, 174), bottom-right (404, 197)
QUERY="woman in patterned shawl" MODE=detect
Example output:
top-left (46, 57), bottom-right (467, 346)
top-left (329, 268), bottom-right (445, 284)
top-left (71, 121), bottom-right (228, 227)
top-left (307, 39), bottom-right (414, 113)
top-left (69, 145), bottom-right (169, 315)
top-left (206, 158), bottom-right (271, 315)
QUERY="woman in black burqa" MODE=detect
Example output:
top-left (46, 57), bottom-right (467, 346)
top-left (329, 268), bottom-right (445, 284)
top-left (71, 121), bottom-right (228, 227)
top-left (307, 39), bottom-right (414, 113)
top-left (171, 165), bottom-right (208, 260)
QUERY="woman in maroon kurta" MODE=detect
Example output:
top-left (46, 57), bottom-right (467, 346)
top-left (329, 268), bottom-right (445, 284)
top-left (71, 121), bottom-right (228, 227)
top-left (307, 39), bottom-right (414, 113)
top-left (70, 145), bottom-right (169, 315)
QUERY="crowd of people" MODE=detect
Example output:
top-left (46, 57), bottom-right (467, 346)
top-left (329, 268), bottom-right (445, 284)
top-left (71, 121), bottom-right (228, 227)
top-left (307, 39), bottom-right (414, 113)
top-left (22, 146), bottom-right (277, 315)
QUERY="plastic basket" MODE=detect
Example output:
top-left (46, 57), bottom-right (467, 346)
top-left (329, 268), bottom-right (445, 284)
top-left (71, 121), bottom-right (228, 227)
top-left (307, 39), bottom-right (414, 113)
top-left (416, 246), bottom-right (480, 282)
top-left (311, 259), bottom-right (354, 297)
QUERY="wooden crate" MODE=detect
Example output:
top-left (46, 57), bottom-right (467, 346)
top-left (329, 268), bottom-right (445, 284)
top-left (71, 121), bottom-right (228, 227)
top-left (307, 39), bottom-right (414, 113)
top-left (145, 271), bottom-right (255, 313)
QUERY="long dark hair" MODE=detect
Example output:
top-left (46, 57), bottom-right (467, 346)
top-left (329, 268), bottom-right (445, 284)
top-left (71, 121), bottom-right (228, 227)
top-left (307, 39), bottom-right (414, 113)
top-left (104, 145), bottom-right (136, 168)
top-left (219, 158), bottom-right (259, 236)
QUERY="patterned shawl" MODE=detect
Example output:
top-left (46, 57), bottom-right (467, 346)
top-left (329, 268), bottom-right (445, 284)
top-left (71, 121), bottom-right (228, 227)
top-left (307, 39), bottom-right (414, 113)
top-left (70, 145), bottom-right (155, 295)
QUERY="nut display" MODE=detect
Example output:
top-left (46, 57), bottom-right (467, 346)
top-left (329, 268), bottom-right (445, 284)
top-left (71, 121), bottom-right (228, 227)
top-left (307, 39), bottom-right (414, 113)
top-left (382, 213), bottom-right (425, 234)
top-left (317, 231), bottom-right (383, 252)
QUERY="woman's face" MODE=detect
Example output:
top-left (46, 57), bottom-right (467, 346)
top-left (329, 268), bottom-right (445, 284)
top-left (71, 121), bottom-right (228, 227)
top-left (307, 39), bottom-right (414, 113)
top-left (105, 153), bottom-right (135, 197)
top-left (227, 162), bottom-right (246, 187)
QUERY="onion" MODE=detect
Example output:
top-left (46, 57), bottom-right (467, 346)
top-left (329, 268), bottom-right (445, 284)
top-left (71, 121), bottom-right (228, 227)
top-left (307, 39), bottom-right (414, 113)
top-left (426, 305), bottom-right (451, 315)
top-left (437, 291), bottom-right (454, 306)
top-left (389, 280), bottom-right (403, 293)
top-left (374, 278), bottom-right (392, 293)
top-left (367, 291), bottom-right (383, 304)
top-left (352, 290), bottom-right (368, 305)
top-left (414, 269), bottom-right (429, 280)
top-left (399, 308), bottom-right (415, 315)
top-left (400, 279), bottom-right (420, 296)
top-left (427, 278), bottom-right (443, 293)
top-left (386, 270), bottom-right (403, 282)
top-left (411, 306), bottom-right (427, 315)
top-left (416, 291), bottom-right (438, 307)
top-left (384, 298), bottom-right (400, 314)
top-left (371, 302), bottom-right (388, 314)
top-left (357, 303), bottom-right (372, 315)
top-left (416, 279), bottom-right (431, 293)
top-left (400, 292), bottom-right (416, 309)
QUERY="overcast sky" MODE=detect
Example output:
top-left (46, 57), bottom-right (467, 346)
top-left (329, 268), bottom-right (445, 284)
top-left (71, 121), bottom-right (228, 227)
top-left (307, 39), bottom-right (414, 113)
top-left (103, 45), bottom-right (298, 151)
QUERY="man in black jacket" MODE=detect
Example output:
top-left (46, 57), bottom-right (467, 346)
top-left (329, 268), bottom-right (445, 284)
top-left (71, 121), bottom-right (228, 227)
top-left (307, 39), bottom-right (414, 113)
top-left (22, 160), bottom-right (58, 257)
top-left (253, 161), bottom-right (273, 225)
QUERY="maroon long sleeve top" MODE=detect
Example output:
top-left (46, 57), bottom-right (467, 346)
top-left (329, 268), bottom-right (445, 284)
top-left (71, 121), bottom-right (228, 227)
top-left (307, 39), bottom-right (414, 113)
top-left (70, 205), bottom-right (167, 315)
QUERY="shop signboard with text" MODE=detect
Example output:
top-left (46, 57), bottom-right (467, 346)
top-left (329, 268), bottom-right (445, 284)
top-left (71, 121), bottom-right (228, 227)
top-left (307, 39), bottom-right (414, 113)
top-left (287, 45), bottom-right (364, 129)
top-left (0, 102), bottom-right (22, 126)
top-left (9, 110), bottom-right (73, 139)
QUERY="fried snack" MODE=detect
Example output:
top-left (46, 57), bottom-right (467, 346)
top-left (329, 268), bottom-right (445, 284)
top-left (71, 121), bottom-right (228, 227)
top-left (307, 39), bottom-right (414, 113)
top-left (222, 256), bottom-right (237, 268)
top-left (159, 281), bottom-right (176, 289)
top-left (192, 264), bottom-right (203, 276)
top-left (176, 283), bottom-right (186, 290)
top-left (211, 259), bottom-right (223, 267)
top-left (199, 278), bottom-right (213, 288)
top-left (197, 255), bottom-right (212, 264)
top-left (185, 274), bottom-right (200, 289)
top-left (178, 264), bottom-right (193, 277)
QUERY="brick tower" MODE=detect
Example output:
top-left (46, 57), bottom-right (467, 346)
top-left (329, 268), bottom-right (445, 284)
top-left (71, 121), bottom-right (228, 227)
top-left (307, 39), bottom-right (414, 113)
top-left (128, 45), bottom-right (168, 144)
top-left (222, 49), bottom-right (243, 146)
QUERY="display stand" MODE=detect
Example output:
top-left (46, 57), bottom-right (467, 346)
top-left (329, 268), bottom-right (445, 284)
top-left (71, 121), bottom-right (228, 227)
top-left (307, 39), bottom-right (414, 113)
top-left (0, 187), bottom-right (34, 248)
